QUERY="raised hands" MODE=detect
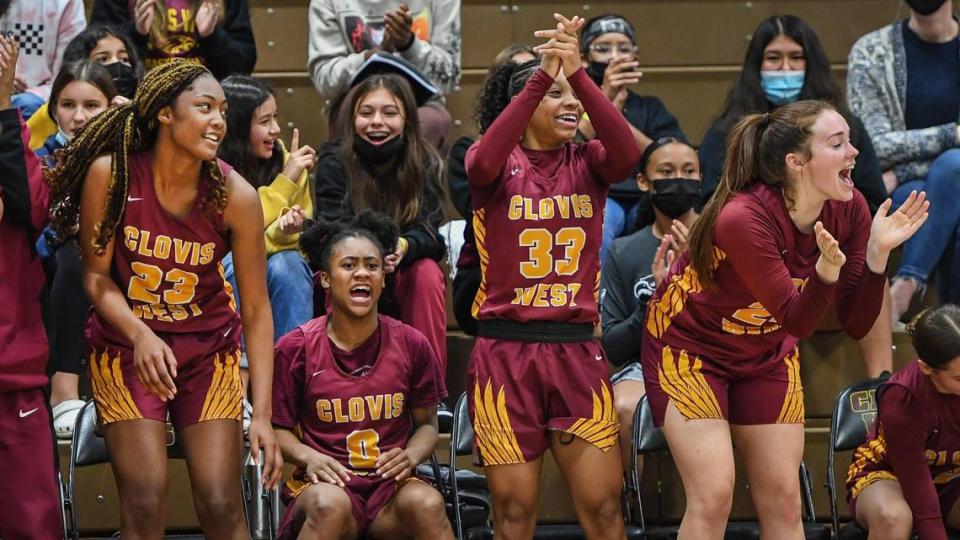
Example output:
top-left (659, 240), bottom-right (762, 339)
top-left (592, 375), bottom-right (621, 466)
top-left (602, 56), bottom-right (642, 105)
top-left (651, 220), bottom-right (691, 286)
top-left (534, 14), bottom-right (586, 78)
top-left (864, 191), bottom-right (929, 274)
top-left (280, 128), bottom-right (317, 183)
top-left (195, 0), bottom-right (221, 38)
top-left (814, 221), bottom-right (845, 284)
top-left (133, 0), bottom-right (156, 36)
top-left (382, 3), bottom-right (415, 52)
top-left (0, 32), bottom-right (20, 110)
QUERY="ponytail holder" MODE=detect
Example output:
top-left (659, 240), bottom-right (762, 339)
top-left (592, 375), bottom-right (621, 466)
top-left (762, 112), bottom-right (771, 125)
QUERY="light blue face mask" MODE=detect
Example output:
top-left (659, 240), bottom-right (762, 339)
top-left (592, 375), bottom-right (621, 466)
top-left (54, 128), bottom-right (72, 147)
top-left (760, 70), bottom-right (805, 106)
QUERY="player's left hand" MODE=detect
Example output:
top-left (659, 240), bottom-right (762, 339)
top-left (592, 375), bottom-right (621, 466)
top-left (196, 0), bottom-right (221, 38)
top-left (248, 416), bottom-right (283, 489)
top-left (376, 447), bottom-right (413, 481)
top-left (870, 191), bottom-right (929, 252)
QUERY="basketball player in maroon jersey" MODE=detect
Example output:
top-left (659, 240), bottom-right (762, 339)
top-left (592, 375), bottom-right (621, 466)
top-left (271, 211), bottom-right (452, 540)
top-left (47, 60), bottom-right (282, 538)
top-left (465, 14), bottom-right (640, 539)
top-left (848, 304), bottom-right (960, 540)
top-left (640, 100), bottom-right (928, 539)
top-left (0, 34), bottom-right (65, 540)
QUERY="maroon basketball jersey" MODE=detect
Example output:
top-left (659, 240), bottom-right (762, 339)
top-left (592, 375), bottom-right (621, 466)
top-left (644, 182), bottom-right (882, 370)
top-left (89, 151), bottom-right (239, 339)
top-left (272, 315), bottom-right (445, 474)
top-left (466, 143), bottom-right (609, 324)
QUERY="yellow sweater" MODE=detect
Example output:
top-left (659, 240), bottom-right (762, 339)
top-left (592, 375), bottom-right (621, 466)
top-left (259, 147), bottom-right (314, 255)
top-left (27, 103), bottom-right (57, 149)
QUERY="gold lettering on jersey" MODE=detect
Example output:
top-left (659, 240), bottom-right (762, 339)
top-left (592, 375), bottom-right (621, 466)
top-left (314, 393), bottom-right (406, 424)
top-left (122, 226), bottom-right (215, 266)
top-left (721, 278), bottom-right (807, 335)
top-left (508, 194), bottom-right (594, 221)
top-left (925, 450), bottom-right (960, 484)
top-left (512, 283), bottom-right (581, 308)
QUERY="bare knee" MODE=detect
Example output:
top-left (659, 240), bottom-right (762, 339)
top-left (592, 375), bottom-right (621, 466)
top-left (754, 482), bottom-right (802, 524)
top-left (194, 488), bottom-right (244, 525)
top-left (578, 492), bottom-right (624, 528)
top-left (614, 391), bottom-right (640, 429)
top-left (397, 486), bottom-right (451, 535)
top-left (865, 500), bottom-right (913, 539)
top-left (301, 487), bottom-right (352, 530)
top-left (493, 494), bottom-right (538, 530)
top-left (686, 481), bottom-right (734, 525)
top-left (120, 486), bottom-right (167, 529)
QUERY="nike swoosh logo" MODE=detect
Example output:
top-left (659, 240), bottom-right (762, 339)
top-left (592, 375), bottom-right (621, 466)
top-left (595, 354), bottom-right (604, 362)
top-left (18, 408), bottom-right (38, 418)
top-left (127, 196), bottom-right (143, 202)
top-left (311, 370), bottom-right (326, 377)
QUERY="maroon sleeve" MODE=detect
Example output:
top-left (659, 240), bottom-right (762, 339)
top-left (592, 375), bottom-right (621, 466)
top-left (271, 329), bottom-right (307, 430)
top-left (465, 68), bottom-right (555, 187)
top-left (834, 193), bottom-right (887, 339)
top-left (714, 199), bottom-right (837, 339)
top-left (565, 68), bottom-right (641, 183)
top-left (879, 385), bottom-right (947, 540)
top-left (406, 328), bottom-right (446, 409)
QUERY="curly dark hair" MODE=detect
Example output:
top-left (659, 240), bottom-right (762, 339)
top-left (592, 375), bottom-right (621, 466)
top-left (300, 210), bottom-right (400, 273)
top-left (474, 58), bottom-right (540, 134)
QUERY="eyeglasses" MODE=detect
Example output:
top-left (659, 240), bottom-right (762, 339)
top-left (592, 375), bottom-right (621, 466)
top-left (588, 43), bottom-right (638, 57)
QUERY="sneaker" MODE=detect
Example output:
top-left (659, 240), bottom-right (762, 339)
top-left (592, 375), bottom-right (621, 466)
top-left (51, 399), bottom-right (85, 439)
top-left (243, 399), bottom-right (253, 433)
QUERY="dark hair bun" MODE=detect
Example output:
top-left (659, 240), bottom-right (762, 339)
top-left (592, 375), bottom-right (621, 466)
top-left (352, 209), bottom-right (399, 255)
top-left (299, 218), bottom-right (343, 269)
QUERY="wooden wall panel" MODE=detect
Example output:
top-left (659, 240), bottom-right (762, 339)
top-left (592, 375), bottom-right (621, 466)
top-left (250, 1), bottom-right (311, 72)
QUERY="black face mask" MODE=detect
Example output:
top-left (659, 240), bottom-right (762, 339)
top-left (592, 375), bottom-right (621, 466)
top-left (353, 134), bottom-right (406, 166)
top-left (650, 178), bottom-right (700, 218)
top-left (585, 62), bottom-right (608, 87)
top-left (103, 62), bottom-right (138, 99)
top-left (905, 0), bottom-right (948, 15)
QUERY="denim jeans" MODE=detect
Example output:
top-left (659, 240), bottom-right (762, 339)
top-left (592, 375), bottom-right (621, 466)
top-left (892, 148), bottom-right (960, 297)
top-left (602, 198), bottom-right (640, 265)
top-left (223, 249), bottom-right (314, 355)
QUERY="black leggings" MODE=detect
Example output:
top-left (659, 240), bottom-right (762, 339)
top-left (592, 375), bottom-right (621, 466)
top-left (44, 241), bottom-right (88, 376)
top-left (452, 266), bottom-right (480, 336)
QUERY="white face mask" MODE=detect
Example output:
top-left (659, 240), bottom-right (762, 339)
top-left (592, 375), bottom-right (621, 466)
top-left (54, 128), bottom-right (73, 146)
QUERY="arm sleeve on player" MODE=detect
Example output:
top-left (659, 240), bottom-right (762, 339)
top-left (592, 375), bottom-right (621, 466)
top-left (271, 329), bottom-right (307, 430)
top-left (834, 193), bottom-right (887, 339)
top-left (464, 68), bottom-right (555, 187)
top-left (714, 201), bottom-right (837, 339)
top-left (0, 108), bottom-right (47, 232)
top-left (879, 385), bottom-right (948, 540)
top-left (407, 330), bottom-right (447, 407)
top-left (600, 242), bottom-right (645, 367)
top-left (567, 69), bottom-right (641, 183)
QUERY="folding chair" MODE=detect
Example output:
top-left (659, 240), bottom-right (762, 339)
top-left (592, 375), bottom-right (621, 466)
top-left (449, 393), bottom-right (644, 540)
top-left (63, 400), bottom-right (278, 539)
top-left (631, 394), bottom-right (830, 540)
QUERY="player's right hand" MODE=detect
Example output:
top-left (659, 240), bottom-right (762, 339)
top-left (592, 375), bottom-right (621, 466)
top-left (305, 452), bottom-right (352, 487)
top-left (132, 330), bottom-right (178, 401)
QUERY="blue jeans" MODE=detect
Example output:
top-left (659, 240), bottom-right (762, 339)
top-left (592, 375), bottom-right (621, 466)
top-left (12, 92), bottom-right (44, 120)
top-left (602, 198), bottom-right (640, 265)
top-left (892, 148), bottom-right (960, 298)
top-left (223, 249), bottom-right (314, 346)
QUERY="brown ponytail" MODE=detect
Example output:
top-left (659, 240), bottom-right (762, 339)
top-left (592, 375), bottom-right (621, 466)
top-left (688, 100), bottom-right (834, 290)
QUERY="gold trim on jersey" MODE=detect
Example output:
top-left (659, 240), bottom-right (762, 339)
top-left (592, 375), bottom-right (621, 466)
top-left (647, 247), bottom-right (725, 339)
top-left (566, 382), bottom-right (620, 451)
top-left (198, 349), bottom-right (242, 422)
top-left (847, 424), bottom-right (892, 497)
top-left (89, 349), bottom-right (143, 424)
top-left (472, 378), bottom-right (525, 465)
top-left (218, 261), bottom-right (238, 312)
top-left (657, 346), bottom-right (723, 420)
top-left (776, 348), bottom-right (805, 424)
top-left (472, 209), bottom-right (489, 319)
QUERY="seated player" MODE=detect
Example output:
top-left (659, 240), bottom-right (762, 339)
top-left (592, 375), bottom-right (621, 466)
top-left (272, 210), bottom-right (453, 540)
top-left (848, 304), bottom-right (960, 540)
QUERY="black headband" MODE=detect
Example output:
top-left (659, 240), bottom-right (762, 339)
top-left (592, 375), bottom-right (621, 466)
top-left (581, 16), bottom-right (636, 54)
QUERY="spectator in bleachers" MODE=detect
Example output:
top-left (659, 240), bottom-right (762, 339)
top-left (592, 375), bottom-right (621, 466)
top-left (90, 0), bottom-right (256, 79)
top-left (307, 0), bottom-right (461, 148)
top-left (28, 24), bottom-right (144, 150)
top-left (700, 14), bottom-right (894, 378)
top-left (847, 304), bottom-right (960, 540)
top-left (37, 61), bottom-right (117, 439)
top-left (577, 14), bottom-right (685, 263)
top-left (600, 137), bottom-right (700, 471)
top-left (315, 70), bottom-right (447, 375)
top-left (848, 0), bottom-right (960, 322)
top-left (0, 34), bottom-right (65, 539)
top-left (219, 75), bottom-right (316, 396)
top-left (448, 43), bottom-right (536, 336)
top-left (0, 0), bottom-right (87, 119)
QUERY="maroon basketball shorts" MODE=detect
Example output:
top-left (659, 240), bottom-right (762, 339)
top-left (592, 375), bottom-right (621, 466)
top-left (848, 451), bottom-right (960, 521)
top-left (640, 337), bottom-right (804, 427)
top-left (467, 337), bottom-right (620, 466)
top-left (0, 389), bottom-right (63, 540)
top-left (86, 322), bottom-right (242, 430)
top-left (278, 473), bottom-right (432, 538)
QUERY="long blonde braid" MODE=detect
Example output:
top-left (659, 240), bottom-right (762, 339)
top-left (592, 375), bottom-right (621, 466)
top-left (46, 60), bottom-right (227, 255)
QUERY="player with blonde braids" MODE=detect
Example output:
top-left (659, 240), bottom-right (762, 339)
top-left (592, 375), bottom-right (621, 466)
top-left (47, 59), bottom-right (282, 539)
